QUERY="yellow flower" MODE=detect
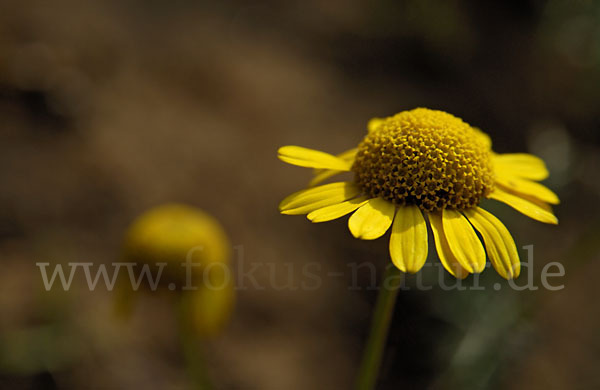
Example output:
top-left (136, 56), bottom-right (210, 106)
top-left (278, 108), bottom-right (559, 280)
top-left (121, 203), bottom-right (234, 337)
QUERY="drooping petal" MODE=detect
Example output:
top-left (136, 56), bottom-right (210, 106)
top-left (493, 153), bottom-right (549, 181)
top-left (186, 270), bottom-right (235, 337)
top-left (278, 146), bottom-right (352, 170)
top-left (428, 212), bottom-right (470, 279)
top-left (441, 209), bottom-right (486, 273)
top-left (279, 182), bottom-right (360, 215)
top-left (488, 187), bottom-right (558, 224)
top-left (307, 196), bottom-right (370, 223)
top-left (309, 148), bottom-right (358, 186)
top-left (389, 205), bottom-right (428, 273)
top-left (495, 174), bottom-right (559, 204)
top-left (464, 207), bottom-right (520, 279)
top-left (348, 198), bottom-right (395, 240)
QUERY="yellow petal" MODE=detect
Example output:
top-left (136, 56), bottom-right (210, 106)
top-left (367, 117), bottom-right (385, 133)
top-left (464, 207), bottom-right (520, 279)
top-left (278, 146), bottom-right (352, 170)
top-left (495, 174), bottom-right (559, 204)
top-left (442, 209), bottom-right (486, 273)
top-left (310, 148), bottom-right (358, 186)
top-left (187, 266), bottom-right (235, 337)
top-left (309, 169), bottom-right (343, 187)
top-left (488, 187), bottom-right (558, 224)
top-left (389, 205), bottom-right (428, 273)
top-left (348, 198), bottom-right (395, 240)
top-left (337, 148), bottom-right (359, 162)
top-left (493, 153), bottom-right (549, 181)
top-left (307, 196), bottom-right (370, 223)
top-left (428, 212), bottom-right (470, 279)
top-left (507, 191), bottom-right (554, 212)
top-left (279, 182), bottom-right (360, 215)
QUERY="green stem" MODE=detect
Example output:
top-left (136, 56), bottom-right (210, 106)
top-left (177, 295), bottom-right (212, 390)
top-left (355, 265), bottom-right (403, 390)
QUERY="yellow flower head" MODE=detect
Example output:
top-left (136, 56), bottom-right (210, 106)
top-left (123, 204), bottom-right (230, 280)
top-left (278, 108), bottom-right (559, 280)
top-left (121, 203), bottom-right (234, 337)
top-left (354, 108), bottom-right (494, 211)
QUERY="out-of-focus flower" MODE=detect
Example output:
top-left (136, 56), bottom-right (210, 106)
top-left (120, 203), bottom-right (233, 337)
top-left (278, 108), bottom-right (559, 279)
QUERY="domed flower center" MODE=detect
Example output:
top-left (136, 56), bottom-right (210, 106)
top-left (352, 108), bottom-right (494, 212)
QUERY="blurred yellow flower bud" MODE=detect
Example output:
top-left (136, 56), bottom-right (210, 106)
top-left (119, 203), bottom-right (234, 337)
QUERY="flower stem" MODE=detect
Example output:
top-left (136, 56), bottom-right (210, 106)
top-left (355, 265), bottom-right (402, 390)
top-left (177, 295), bottom-right (212, 390)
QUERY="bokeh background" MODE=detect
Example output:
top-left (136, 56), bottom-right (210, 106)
top-left (1, 0), bottom-right (599, 389)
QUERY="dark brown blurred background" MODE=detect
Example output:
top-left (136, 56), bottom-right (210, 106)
top-left (1, 0), bottom-right (599, 389)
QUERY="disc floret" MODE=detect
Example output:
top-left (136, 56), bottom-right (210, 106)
top-left (352, 108), bottom-right (494, 212)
